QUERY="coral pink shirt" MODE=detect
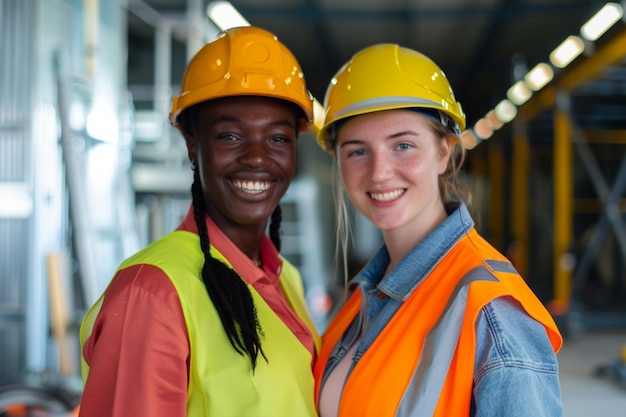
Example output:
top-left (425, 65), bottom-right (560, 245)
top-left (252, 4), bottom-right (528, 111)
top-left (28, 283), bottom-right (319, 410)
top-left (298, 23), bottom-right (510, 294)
top-left (179, 207), bottom-right (316, 357)
top-left (80, 205), bottom-right (315, 417)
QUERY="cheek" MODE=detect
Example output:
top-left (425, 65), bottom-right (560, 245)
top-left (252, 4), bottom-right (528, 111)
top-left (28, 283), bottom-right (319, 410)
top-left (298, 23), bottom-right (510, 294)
top-left (281, 148), bottom-right (298, 176)
top-left (401, 157), bottom-right (436, 184)
top-left (197, 148), bottom-right (216, 170)
top-left (337, 158), bottom-right (351, 183)
top-left (338, 160), bottom-right (364, 195)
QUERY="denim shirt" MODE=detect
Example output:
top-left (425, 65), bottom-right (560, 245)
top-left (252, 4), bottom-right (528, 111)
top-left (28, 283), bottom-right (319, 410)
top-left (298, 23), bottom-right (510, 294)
top-left (333, 203), bottom-right (563, 417)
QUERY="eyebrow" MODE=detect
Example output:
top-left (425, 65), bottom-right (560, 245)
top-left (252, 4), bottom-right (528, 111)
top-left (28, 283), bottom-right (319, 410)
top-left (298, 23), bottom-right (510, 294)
top-left (339, 130), bottom-right (419, 148)
top-left (389, 130), bottom-right (419, 139)
top-left (338, 138), bottom-right (363, 149)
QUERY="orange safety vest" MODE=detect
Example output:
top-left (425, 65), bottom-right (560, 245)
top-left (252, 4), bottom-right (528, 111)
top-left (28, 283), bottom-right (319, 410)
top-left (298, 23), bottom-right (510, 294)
top-left (314, 228), bottom-right (562, 417)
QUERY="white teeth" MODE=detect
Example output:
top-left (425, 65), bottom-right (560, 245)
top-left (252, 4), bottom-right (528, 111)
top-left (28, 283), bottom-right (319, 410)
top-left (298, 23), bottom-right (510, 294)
top-left (370, 189), bottom-right (405, 202)
top-left (233, 180), bottom-right (271, 194)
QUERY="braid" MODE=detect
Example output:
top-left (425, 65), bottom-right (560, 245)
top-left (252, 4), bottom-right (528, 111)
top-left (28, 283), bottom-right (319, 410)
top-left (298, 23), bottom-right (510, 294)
top-left (191, 168), bottom-right (266, 369)
top-left (269, 205), bottom-right (282, 251)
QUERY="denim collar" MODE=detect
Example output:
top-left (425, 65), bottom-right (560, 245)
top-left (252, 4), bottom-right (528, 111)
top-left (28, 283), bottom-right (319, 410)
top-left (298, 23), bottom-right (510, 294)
top-left (351, 202), bottom-right (474, 301)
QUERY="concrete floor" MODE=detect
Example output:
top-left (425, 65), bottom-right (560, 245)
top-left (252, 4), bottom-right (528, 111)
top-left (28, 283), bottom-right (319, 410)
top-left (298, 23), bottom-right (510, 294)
top-left (559, 330), bottom-right (626, 416)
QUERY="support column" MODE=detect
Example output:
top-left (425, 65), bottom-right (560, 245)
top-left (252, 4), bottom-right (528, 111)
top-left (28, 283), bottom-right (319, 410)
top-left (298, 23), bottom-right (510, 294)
top-left (511, 119), bottom-right (530, 278)
top-left (553, 92), bottom-right (574, 309)
top-left (488, 142), bottom-right (505, 251)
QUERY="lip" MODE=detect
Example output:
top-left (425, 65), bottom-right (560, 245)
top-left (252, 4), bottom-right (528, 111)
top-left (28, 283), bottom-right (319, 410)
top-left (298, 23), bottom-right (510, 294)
top-left (229, 178), bottom-right (275, 199)
top-left (368, 188), bottom-right (406, 203)
top-left (232, 179), bottom-right (272, 193)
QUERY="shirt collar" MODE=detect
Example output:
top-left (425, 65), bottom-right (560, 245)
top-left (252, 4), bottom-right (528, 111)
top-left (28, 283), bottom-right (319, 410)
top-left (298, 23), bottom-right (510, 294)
top-left (352, 202), bottom-right (474, 301)
top-left (178, 204), bottom-right (283, 284)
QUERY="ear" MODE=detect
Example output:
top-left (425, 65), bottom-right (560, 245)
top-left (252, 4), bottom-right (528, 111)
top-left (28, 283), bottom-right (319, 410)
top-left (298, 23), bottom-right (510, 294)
top-left (438, 136), bottom-right (453, 175)
top-left (185, 134), bottom-right (197, 167)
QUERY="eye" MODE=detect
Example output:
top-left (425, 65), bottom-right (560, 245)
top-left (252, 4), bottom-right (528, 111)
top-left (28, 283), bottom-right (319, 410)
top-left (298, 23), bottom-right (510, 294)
top-left (219, 133), bottom-right (239, 141)
top-left (397, 142), bottom-right (413, 151)
top-left (270, 135), bottom-right (290, 143)
top-left (346, 148), bottom-right (366, 157)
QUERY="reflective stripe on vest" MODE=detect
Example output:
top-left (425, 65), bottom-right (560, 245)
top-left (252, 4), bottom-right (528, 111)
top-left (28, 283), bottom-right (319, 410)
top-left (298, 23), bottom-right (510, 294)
top-left (399, 265), bottom-right (498, 416)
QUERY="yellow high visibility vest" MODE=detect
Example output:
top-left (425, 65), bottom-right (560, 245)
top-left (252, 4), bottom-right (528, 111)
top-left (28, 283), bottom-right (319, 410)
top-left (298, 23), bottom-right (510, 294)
top-left (81, 230), bottom-right (320, 417)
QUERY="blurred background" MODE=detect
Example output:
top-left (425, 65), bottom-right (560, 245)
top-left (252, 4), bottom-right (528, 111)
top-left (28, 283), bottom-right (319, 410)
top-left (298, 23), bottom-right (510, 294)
top-left (1, 0), bottom-right (626, 414)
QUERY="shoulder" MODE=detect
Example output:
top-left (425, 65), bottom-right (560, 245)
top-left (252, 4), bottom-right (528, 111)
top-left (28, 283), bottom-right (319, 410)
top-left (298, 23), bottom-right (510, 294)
top-left (472, 296), bottom-right (563, 416)
top-left (121, 230), bottom-right (200, 268)
top-left (474, 296), bottom-right (559, 379)
top-left (82, 263), bottom-right (187, 356)
top-left (104, 263), bottom-right (182, 313)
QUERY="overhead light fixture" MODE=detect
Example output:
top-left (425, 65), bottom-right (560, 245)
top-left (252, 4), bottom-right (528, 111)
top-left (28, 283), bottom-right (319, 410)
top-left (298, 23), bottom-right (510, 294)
top-left (580, 2), bottom-right (623, 41)
top-left (524, 63), bottom-right (554, 91)
top-left (461, 130), bottom-right (480, 150)
top-left (474, 118), bottom-right (493, 140)
top-left (550, 35), bottom-right (585, 68)
top-left (494, 99), bottom-right (517, 124)
top-left (207, 1), bottom-right (250, 30)
top-left (485, 110), bottom-right (503, 130)
top-left (507, 80), bottom-right (532, 105)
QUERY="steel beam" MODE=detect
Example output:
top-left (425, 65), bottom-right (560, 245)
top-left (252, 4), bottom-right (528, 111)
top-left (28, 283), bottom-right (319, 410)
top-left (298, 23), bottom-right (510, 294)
top-left (520, 26), bottom-right (626, 122)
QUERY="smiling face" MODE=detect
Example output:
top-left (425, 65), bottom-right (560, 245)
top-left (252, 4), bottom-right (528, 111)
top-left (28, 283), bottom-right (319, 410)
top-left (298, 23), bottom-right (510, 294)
top-left (184, 96), bottom-right (299, 235)
top-left (336, 109), bottom-right (452, 234)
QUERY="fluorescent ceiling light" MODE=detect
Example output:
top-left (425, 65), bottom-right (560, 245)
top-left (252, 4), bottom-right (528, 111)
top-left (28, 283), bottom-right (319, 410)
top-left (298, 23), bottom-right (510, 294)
top-left (485, 110), bottom-right (503, 130)
top-left (495, 99), bottom-right (517, 124)
top-left (580, 2), bottom-right (623, 41)
top-left (524, 63), bottom-right (554, 91)
top-left (207, 1), bottom-right (250, 30)
top-left (550, 36), bottom-right (585, 68)
top-left (507, 81), bottom-right (532, 105)
top-left (474, 118), bottom-right (493, 140)
top-left (460, 130), bottom-right (480, 150)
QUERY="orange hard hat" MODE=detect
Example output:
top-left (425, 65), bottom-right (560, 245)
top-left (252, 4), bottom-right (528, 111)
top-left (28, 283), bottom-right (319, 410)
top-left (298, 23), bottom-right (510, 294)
top-left (169, 26), bottom-right (313, 132)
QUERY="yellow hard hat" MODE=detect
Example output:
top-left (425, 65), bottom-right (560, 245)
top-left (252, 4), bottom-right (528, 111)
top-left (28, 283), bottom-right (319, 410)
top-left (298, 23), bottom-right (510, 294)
top-left (169, 26), bottom-right (313, 132)
top-left (317, 44), bottom-right (466, 152)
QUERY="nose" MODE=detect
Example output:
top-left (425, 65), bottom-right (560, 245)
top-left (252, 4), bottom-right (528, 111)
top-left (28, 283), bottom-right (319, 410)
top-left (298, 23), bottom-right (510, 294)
top-left (370, 151), bottom-right (393, 182)
top-left (238, 140), bottom-right (271, 168)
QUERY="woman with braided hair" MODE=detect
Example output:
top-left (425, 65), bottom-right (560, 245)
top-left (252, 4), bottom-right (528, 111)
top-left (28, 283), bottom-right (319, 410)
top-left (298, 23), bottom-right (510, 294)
top-left (78, 26), bottom-right (320, 417)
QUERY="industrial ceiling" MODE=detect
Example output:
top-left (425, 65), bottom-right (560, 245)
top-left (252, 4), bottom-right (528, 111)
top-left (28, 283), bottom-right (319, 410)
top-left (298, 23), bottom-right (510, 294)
top-left (126, 0), bottom-right (626, 134)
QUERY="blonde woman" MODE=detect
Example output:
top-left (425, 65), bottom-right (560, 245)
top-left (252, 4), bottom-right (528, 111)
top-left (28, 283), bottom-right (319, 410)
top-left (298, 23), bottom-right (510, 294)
top-left (313, 44), bottom-right (563, 417)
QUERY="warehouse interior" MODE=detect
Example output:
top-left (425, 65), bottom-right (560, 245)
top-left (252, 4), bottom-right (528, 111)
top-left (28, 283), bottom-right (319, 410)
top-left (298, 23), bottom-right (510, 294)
top-left (1, 0), bottom-right (626, 414)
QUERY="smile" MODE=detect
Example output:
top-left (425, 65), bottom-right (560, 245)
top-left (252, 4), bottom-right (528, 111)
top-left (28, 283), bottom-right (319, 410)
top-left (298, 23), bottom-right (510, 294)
top-left (232, 179), bottom-right (271, 194)
top-left (369, 189), bottom-right (405, 202)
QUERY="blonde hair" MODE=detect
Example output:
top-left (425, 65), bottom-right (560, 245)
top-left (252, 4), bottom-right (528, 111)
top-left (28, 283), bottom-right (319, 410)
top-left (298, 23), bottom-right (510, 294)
top-left (333, 169), bottom-right (352, 292)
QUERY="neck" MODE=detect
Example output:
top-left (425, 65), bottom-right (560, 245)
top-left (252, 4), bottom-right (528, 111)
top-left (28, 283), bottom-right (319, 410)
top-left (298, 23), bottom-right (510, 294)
top-left (382, 203), bottom-right (448, 274)
top-left (204, 217), bottom-right (266, 263)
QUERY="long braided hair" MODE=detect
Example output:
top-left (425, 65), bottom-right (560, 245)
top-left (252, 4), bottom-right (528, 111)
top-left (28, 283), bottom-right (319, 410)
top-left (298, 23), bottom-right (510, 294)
top-left (182, 104), bottom-right (285, 370)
